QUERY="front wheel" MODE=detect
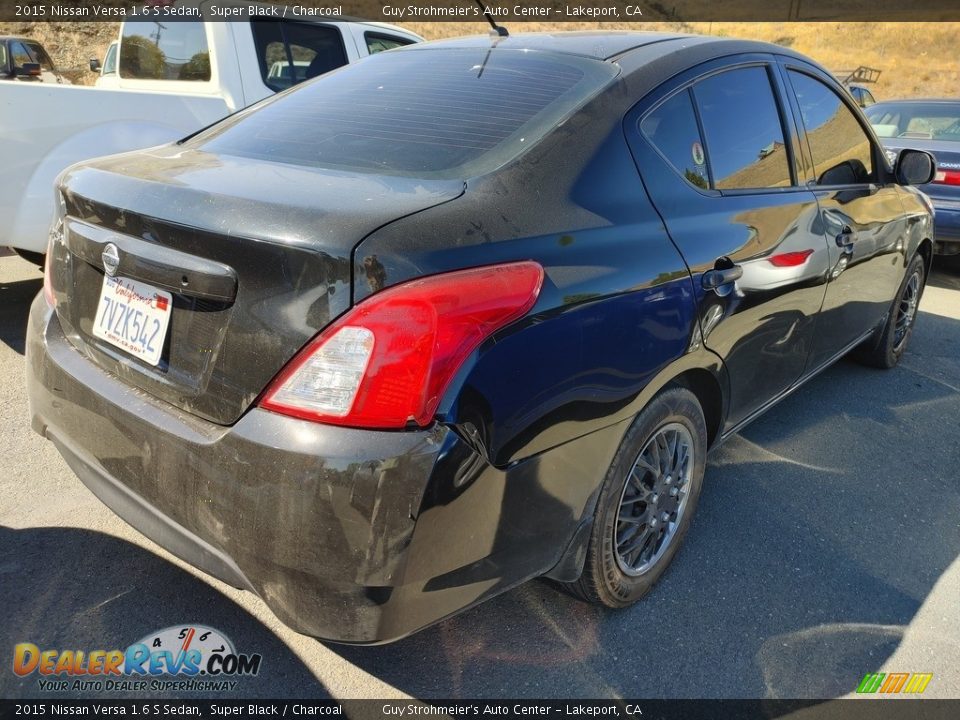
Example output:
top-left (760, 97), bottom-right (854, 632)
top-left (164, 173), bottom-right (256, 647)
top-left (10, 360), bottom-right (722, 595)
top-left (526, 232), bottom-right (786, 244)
top-left (854, 253), bottom-right (926, 369)
top-left (563, 387), bottom-right (707, 608)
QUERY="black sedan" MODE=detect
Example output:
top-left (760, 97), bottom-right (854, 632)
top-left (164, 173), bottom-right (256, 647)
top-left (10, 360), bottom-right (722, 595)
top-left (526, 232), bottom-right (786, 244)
top-left (866, 99), bottom-right (960, 257)
top-left (27, 32), bottom-right (935, 643)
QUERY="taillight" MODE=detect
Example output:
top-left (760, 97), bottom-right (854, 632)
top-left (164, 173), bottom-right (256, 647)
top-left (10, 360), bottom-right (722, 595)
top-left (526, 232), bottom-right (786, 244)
top-left (933, 169), bottom-right (960, 186)
top-left (768, 249), bottom-right (814, 267)
top-left (42, 219), bottom-right (62, 308)
top-left (259, 261), bottom-right (544, 429)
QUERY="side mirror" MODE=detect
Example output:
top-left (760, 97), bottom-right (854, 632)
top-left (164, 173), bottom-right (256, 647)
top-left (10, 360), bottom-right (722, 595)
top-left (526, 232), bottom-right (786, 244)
top-left (89, 58), bottom-right (101, 73)
top-left (16, 62), bottom-right (42, 78)
top-left (895, 149), bottom-right (937, 186)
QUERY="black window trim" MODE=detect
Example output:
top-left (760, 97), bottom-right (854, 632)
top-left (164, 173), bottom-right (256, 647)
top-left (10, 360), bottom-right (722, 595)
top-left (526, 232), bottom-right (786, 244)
top-left (780, 61), bottom-right (890, 190)
top-left (638, 59), bottom-right (808, 198)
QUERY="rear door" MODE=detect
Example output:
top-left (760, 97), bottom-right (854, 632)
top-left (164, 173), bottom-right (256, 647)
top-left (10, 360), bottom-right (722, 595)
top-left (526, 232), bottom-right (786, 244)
top-left (781, 64), bottom-right (908, 368)
top-left (627, 57), bottom-right (831, 431)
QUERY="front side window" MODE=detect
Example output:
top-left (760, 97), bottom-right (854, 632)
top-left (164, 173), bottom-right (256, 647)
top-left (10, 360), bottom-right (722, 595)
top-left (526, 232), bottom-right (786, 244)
top-left (252, 21), bottom-right (347, 92)
top-left (10, 41), bottom-right (32, 71)
top-left (640, 89), bottom-right (710, 190)
top-left (120, 21), bottom-right (210, 81)
top-left (25, 42), bottom-right (55, 72)
top-left (789, 70), bottom-right (875, 185)
top-left (692, 66), bottom-right (792, 190)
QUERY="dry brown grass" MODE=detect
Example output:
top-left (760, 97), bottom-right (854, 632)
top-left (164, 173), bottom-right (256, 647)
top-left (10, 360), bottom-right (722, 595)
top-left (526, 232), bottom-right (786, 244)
top-left (1, 20), bottom-right (955, 99)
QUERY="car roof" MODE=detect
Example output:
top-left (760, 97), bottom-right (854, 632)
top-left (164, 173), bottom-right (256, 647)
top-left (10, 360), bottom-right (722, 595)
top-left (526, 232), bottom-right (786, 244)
top-left (870, 98), bottom-right (960, 105)
top-left (406, 31), bottom-right (692, 61)
top-left (0, 36), bottom-right (36, 43)
top-left (405, 31), bottom-right (817, 72)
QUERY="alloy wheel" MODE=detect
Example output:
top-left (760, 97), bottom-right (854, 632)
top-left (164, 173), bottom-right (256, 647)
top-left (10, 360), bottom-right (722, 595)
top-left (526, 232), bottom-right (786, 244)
top-left (614, 422), bottom-right (694, 576)
top-left (893, 270), bottom-right (921, 350)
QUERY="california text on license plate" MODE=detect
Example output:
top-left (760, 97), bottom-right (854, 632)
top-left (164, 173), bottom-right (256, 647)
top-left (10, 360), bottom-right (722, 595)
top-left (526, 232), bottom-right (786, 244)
top-left (92, 276), bottom-right (172, 366)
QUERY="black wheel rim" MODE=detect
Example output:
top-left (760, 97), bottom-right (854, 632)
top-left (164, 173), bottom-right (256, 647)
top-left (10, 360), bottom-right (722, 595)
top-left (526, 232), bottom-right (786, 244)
top-left (614, 422), bottom-right (694, 576)
top-left (893, 270), bottom-right (921, 350)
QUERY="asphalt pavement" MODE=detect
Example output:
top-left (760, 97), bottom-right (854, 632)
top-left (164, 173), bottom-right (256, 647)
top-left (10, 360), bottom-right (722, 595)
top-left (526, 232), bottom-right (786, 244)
top-left (1, 250), bottom-right (957, 700)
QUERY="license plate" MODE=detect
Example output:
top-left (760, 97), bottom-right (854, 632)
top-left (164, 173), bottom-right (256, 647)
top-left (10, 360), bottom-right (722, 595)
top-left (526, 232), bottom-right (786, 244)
top-left (92, 276), bottom-right (172, 366)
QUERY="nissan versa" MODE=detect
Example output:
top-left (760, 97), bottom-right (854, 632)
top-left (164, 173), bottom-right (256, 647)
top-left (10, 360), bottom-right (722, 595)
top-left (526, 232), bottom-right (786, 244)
top-left (27, 32), bottom-right (936, 644)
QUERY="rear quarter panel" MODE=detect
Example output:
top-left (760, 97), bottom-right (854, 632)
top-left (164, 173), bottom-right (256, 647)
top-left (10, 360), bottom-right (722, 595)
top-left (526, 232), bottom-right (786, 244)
top-left (353, 89), bottom-right (706, 469)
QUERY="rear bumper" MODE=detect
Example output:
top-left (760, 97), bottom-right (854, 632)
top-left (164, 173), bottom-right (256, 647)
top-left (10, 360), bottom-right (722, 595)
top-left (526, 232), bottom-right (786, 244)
top-left (26, 296), bottom-right (604, 643)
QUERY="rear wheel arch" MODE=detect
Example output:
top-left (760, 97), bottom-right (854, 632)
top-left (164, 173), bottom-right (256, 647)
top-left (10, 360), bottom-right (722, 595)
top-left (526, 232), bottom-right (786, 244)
top-left (664, 368), bottom-right (724, 449)
top-left (917, 237), bottom-right (933, 277)
top-left (544, 356), bottom-right (726, 583)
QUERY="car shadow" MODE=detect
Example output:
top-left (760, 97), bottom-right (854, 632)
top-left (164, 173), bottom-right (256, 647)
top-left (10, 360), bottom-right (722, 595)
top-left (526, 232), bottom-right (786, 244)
top-left (328, 310), bottom-right (960, 699)
top-left (0, 525), bottom-right (329, 699)
top-left (929, 257), bottom-right (960, 290)
top-left (0, 276), bottom-right (42, 356)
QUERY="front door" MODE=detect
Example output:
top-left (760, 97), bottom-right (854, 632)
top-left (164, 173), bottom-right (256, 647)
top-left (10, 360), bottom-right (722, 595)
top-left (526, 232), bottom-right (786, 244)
top-left (783, 67), bottom-right (908, 368)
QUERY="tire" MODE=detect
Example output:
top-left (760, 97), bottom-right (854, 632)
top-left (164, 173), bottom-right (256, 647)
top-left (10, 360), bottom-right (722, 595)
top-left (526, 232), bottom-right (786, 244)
top-left (854, 253), bottom-right (926, 369)
top-left (563, 387), bottom-right (707, 608)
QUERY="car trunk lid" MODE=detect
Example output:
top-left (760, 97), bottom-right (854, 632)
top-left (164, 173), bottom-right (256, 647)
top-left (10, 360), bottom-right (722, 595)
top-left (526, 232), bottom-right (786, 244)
top-left (52, 146), bottom-right (463, 425)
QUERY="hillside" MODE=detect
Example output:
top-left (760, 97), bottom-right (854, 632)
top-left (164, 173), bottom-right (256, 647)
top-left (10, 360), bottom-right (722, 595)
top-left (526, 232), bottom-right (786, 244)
top-left (0, 20), bottom-right (955, 100)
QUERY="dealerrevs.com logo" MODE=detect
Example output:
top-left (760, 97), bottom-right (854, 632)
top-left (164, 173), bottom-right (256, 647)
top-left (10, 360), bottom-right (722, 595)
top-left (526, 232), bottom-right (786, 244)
top-left (13, 625), bottom-right (262, 692)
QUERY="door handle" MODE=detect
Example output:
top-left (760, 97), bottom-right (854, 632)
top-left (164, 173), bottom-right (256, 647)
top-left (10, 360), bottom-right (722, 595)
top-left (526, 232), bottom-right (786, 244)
top-left (702, 262), bottom-right (743, 291)
top-left (836, 225), bottom-right (856, 251)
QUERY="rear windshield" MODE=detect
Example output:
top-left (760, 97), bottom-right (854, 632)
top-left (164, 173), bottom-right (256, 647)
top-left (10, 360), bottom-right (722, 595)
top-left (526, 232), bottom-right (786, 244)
top-left (867, 103), bottom-right (960, 143)
top-left (190, 47), bottom-right (618, 178)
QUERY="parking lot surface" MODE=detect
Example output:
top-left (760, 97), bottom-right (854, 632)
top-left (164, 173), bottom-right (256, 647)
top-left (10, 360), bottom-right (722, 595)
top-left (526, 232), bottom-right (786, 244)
top-left (1, 250), bottom-right (957, 700)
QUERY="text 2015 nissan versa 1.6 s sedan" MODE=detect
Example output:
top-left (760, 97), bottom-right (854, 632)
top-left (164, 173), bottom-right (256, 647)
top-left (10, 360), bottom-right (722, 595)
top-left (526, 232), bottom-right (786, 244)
top-left (27, 32), bottom-right (936, 643)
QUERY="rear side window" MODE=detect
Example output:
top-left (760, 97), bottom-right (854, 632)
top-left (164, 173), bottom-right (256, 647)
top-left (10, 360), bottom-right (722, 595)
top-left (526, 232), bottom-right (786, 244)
top-left (252, 21), bottom-right (347, 91)
top-left (640, 90), bottom-right (709, 189)
top-left (365, 33), bottom-right (414, 55)
top-left (193, 48), bottom-right (619, 178)
top-left (789, 71), bottom-right (875, 185)
top-left (693, 67), bottom-right (792, 190)
top-left (120, 21), bottom-right (210, 81)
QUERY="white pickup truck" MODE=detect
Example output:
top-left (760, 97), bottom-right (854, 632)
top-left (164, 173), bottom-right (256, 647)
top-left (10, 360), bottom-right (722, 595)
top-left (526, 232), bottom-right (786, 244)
top-left (1, 6), bottom-right (421, 258)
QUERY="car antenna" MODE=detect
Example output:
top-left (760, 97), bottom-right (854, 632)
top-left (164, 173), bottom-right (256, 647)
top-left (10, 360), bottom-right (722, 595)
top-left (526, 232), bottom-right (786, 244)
top-left (474, 1), bottom-right (509, 37)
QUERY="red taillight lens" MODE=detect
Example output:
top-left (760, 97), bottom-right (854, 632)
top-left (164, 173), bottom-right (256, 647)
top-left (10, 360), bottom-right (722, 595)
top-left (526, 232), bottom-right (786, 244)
top-left (768, 249), bottom-right (814, 268)
top-left (933, 169), bottom-right (960, 186)
top-left (259, 261), bottom-right (544, 429)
